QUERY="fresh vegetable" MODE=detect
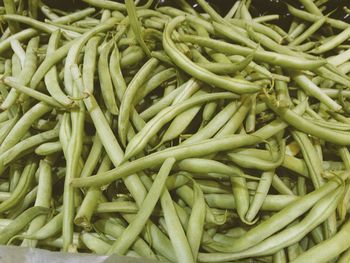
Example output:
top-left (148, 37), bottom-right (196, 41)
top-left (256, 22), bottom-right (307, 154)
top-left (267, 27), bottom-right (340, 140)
top-left (0, 0), bottom-right (350, 262)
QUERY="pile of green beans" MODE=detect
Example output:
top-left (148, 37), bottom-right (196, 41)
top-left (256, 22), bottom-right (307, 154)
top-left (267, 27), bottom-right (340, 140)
top-left (1, 0), bottom-right (350, 262)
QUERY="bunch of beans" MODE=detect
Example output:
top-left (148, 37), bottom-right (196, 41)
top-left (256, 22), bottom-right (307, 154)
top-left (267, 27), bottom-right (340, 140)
top-left (1, 0), bottom-right (350, 262)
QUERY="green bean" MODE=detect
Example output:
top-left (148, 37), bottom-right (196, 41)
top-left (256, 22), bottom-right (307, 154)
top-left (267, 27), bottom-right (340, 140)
top-left (1, 37), bottom-right (40, 109)
top-left (200, 184), bottom-right (344, 260)
top-left (35, 141), bottom-right (62, 156)
top-left (178, 34), bottom-right (326, 70)
top-left (94, 218), bottom-right (157, 260)
top-left (195, 0), bottom-right (226, 24)
top-left (205, 194), bottom-right (298, 211)
top-left (72, 102), bottom-right (307, 188)
top-left (79, 136), bottom-right (103, 179)
top-left (216, 96), bottom-right (251, 137)
top-left (289, 23), bottom-right (308, 41)
top-left (37, 233), bottom-right (81, 249)
top-left (186, 183), bottom-right (205, 261)
top-left (287, 235), bottom-right (303, 261)
top-left (44, 30), bottom-right (73, 107)
top-left (30, 39), bottom-right (74, 89)
top-left (159, 89), bottom-right (205, 145)
top-left (338, 147), bottom-right (350, 222)
top-left (81, 0), bottom-right (153, 11)
top-left (74, 153), bottom-right (111, 230)
top-left (21, 159), bottom-right (52, 247)
top-left (0, 102), bottom-right (52, 155)
top-left (264, 95), bottom-right (350, 145)
top-left (164, 172), bottom-right (190, 191)
top-left (231, 174), bottom-right (251, 224)
top-left (196, 180), bottom-right (231, 194)
top-left (2, 2), bottom-right (350, 258)
top-left (312, 27), bottom-right (350, 54)
top-left (1, 14), bottom-right (80, 38)
top-left (163, 83), bottom-right (176, 96)
top-left (239, 2), bottom-right (252, 20)
top-left (107, 158), bottom-right (175, 255)
top-left (109, 45), bottom-right (127, 101)
top-left (10, 40), bottom-right (25, 67)
top-left (0, 29), bottom-right (37, 55)
top-left (314, 66), bottom-right (350, 88)
top-left (2, 77), bottom-right (64, 108)
top-left (292, 131), bottom-right (325, 189)
top-left (231, 19), bottom-right (282, 43)
top-left (245, 140), bottom-right (279, 221)
top-left (160, 102), bottom-right (202, 145)
top-left (8, 163), bottom-right (22, 193)
top-left (98, 39), bottom-right (119, 115)
top-left (71, 64), bottom-right (147, 207)
top-left (125, 0), bottom-right (151, 57)
top-left (0, 59), bottom-right (11, 98)
top-left (120, 46), bottom-right (146, 68)
top-left (82, 36), bottom-right (100, 94)
top-left (287, 5), bottom-right (349, 30)
top-left (184, 101), bottom-right (239, 144)
top-left (245, 94), bottom-right (257, 133)
top-left (291, 41), bottom-right (316, 52)
top-left (203, 174), bottom-right (346, 254)
top-left (38, 3), bottom-right (60, 20)
top-left (7, 185), bottom-right (38, 219)
top-left (140, 68), bottom-right (176, 100)
top-left (124, 92), bottom-right (239, 160)
top-left (0, 207), bottom-right (49, 245)
top-left (197, 59), bottom-right (251, 74)
top-left (223, 1), bottom-right (240, 19)
top-left (213, 21), bottom-right (259, 49)
top-left (123, 214), bottom-right (177, 262)
top-left (80, 232), bottom-right (110, 254)
top-left (299, 0), bottom-right (323, 15)
top-left (289, 18), bottom-right (326, 46)
top-left (0, 128), bottom-right (59, 172)
top-left (291, 219), bottom-right (350, 263)
top-left (0, 107), bottom-right (18, 135)
top-left (328, 48), bottom-right (350, 67)
top-left (161, 187), bottom-right (194, 263)
top-left (0, 159), bottom-right (37, 213)
top-left (144, 18), bottom-right (164, 30)
top-left (62, 96), bottom-right (85, 251)
top-left (150, 50), bottom-right (173, 65)
top-left (230, 56), bottom-right (269, 79)
top-left (164, 17), bottom-right (261, 94)
top-left (118, 58), bottom-right (159, 145)
top-left (73, 134), bottom-right (257, 188)
top-left (272, 175), bottom-right (296, 196)
top-left (10, 212), bottom-right (63, 243)
top-left (140, 85), bottom-right (185, 120)
top-left (223, 228), bottom-right (247, 239)
top-left (44, 20), bottom-right (89, 33)
top-left (53, 8), bottom-right (96, 24)
top-left (172, 78), bottom-right (201, 105)
top-left (226, 139), bottom-right (285, 171)
top-left (63, 17), bottom-right (120, 96)
top-left (201, 101), bottom-right (218, 127)
top-left (73, 19), bottom-right (100, 27)
top-left (95, 201), bottom-right (139, 214)
top-left (176, 158), bottom-right (258, 180)
top-left (3, 0), bottom-right (20, 33)
top-left (289, 19), bottom-right (304, 34)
